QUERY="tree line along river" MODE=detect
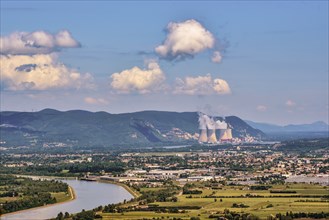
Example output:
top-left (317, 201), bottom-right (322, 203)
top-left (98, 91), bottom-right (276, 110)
top-left (0, 179), bottom-right (133, 220)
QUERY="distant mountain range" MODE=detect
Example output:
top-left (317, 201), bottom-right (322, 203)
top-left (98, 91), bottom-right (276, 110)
top-left (245, 120), bottom-right (329, 133)
top-left (0, 109), bottom-right (265, 147)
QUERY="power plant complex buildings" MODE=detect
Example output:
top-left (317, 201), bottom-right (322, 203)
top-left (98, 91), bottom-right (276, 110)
top-left (198, 113), bottom-right (233, 144)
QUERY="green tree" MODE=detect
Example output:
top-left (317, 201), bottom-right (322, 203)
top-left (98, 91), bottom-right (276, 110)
top-left (56, 212), bottom-right (64, 220)
top-left (64, 212), bottom-right (70, 219)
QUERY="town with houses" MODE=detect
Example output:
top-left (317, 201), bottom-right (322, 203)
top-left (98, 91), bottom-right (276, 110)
top-left (2, 143), bottom-right (328, 186)
top-left (1, 137), bottom-right (329, 219)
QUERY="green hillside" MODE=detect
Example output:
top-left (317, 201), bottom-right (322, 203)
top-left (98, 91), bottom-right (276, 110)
top-left (0, 109), bottom-right (265, 148)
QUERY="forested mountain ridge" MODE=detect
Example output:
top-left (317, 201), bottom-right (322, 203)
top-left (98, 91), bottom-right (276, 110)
top-left (0, 109), bottom-right (265, 147)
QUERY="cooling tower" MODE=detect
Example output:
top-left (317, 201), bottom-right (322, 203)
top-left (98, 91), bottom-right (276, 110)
top-left (198, 129), bottom-right (208, 143)
top-left (220, 129), bottom-right (233, 142)
top-left (219, 129), bottom-right (226, 140)
top-left (207, 129), bottom-right (217, 143)
top-left (226, 128), bottom-right (233, 140)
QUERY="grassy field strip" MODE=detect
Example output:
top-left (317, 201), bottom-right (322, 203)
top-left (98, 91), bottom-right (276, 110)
top-left (51, 192), bottom-right (70, 203)
top-left (294, 189), bottom-right (329, 194)
top-left (0, 197), bottom-right (19, 203)
top-left (99, 183), bottom-right (329, 219)
top-left (140, 187), bottom-right (166, 192)
top-left (98, 180), bottom-right (141, 198)
top-left (101, 211), bottom-right (200, 220)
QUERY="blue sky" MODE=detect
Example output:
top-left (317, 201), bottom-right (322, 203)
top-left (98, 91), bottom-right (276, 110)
top-left (0, 1), bottom-right (328, 125)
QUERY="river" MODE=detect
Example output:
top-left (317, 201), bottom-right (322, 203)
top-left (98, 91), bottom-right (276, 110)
top-left (0, 180), bottom-right (134, 220)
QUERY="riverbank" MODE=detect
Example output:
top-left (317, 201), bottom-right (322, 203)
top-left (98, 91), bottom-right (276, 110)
top-left (0, 185), bottom-right (76, 218)
top-left (68, 185), bottom-right (76, 201)
top-left (15, 174), bottom-right (77, 180)
top-left (97, 179), bottom-right (141, 198)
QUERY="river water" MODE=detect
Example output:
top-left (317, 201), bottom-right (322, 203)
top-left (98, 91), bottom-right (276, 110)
top-left (0, 180), bottom-right (133, 220)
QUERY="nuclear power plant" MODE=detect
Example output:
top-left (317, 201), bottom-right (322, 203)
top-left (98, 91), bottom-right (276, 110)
top-left (219, 128), bottom-right (233, 142)
top-left (199, 129), bottom-right (208, 142)
top-left (198, 113), bottom-right (233, 144)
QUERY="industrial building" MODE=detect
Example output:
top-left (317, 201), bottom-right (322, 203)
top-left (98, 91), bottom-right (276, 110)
top-left (198, 113), bottom-right (232, 144)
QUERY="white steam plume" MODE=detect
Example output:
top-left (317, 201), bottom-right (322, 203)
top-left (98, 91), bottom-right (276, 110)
top-left (215, 120), bottom-right (228, 129)
top-left (198, 112), bottom-right (218, 130)
top-left (206, 116), bottom-right (216, 130)
top-left (198, 112), bottom-right (207, 130)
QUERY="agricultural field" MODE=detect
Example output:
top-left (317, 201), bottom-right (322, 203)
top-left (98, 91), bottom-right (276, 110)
top-left (101, 183), bottom-right (329, 220)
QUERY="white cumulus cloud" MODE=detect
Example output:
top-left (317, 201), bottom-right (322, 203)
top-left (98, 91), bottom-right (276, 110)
top-left (211, 51), bottom-right (222, 63)
top-left (286, 99), bottom-right (296, 107)
top-left (84, 97), bottom-right (109, 105)
top-left (256, 105), bottom-right (267, 112)
top-left (155, 19), bottom-right (215, 60)
top-left (110, 61), bottom-right (166, 94)
top-left (0, 30), bottom-right (80, 55)
top-left (0, 53), bottom-right (94, 90)
top-left (174, 74), bottom-right (230, 95)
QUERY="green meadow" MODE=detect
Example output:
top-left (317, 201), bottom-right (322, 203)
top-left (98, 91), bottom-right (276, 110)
top-left (101, 183), bottom-right (329, 220)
